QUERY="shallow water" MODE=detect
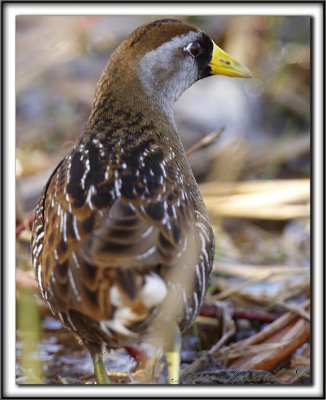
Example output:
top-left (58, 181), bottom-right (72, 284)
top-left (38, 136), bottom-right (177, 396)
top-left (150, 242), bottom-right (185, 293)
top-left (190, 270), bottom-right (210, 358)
top-left (16, 314), bottom-right (141, 384)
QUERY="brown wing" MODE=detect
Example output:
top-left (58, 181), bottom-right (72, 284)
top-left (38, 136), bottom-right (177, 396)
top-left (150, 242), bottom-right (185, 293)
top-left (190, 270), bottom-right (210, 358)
top-left (32, 133), bottom-right (213, 341)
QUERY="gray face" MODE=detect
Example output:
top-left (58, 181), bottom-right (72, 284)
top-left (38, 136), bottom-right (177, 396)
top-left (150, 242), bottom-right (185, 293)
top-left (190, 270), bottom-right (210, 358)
top-left (138, 31), bottom-right (204, 116)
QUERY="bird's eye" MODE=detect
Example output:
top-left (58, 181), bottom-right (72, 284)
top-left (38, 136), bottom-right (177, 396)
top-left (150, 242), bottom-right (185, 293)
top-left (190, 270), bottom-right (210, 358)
top-left (184, 41), bottom-right (202, 58)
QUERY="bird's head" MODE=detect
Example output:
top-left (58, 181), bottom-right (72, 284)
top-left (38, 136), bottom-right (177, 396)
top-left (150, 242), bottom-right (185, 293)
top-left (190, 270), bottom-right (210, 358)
top-left (106, 19), bottom-right (252, 110)
top-left (93, 18), bottom-right (252, 123)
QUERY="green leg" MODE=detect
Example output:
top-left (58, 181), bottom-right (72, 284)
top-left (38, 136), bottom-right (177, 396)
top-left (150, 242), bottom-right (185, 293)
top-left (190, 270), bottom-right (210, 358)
top-left (166, 325), bottom-right (182, 384)
top-left (88, 343), bottom-right (110, 384)
top-left (92, 352), bottom-right (109, 384)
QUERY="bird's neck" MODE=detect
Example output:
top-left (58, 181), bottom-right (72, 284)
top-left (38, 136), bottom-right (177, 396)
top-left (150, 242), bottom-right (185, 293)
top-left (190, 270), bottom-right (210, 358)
top-left (86, 61), bottom-right (177, 135)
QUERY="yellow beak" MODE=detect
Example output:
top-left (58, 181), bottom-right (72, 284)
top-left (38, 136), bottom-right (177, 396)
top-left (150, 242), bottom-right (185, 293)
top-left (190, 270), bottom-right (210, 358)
top-left (210, 41), bottom-right (252, 78)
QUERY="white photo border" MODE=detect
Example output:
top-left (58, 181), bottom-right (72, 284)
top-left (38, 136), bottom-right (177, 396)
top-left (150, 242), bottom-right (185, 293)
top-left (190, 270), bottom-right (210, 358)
top-left (3, 2), bottom-right (324, 398)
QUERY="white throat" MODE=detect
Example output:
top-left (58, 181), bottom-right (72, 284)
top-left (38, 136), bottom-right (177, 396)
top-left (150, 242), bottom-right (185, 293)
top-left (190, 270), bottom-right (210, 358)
top-left (138, 31), bottom-right (200, 124)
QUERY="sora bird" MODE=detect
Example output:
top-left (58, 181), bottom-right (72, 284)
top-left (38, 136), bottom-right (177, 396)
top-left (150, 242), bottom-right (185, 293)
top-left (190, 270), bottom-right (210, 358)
top-left (31, 19), bottom-right (252, 384)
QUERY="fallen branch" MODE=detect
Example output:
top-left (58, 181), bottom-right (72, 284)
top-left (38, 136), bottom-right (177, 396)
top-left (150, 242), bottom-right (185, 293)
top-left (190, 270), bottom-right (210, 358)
top-left (274, 301), bottom-right (310, 322)
top-left (201, 178), bottom-right (310, 220)
top-left (213, 272), bottom-right (274, 301)
top-left (186, 128), bottom-right (225, 157)
top-left (16, 213), bottom-right (34, 238)
top-left (206, 203), bottom-right (309, 220)
top-left (182, 300), bottom-right (310, 382)
top-left (199, 305), bottom-right (279, 323)
top-left (213, 263), bottom-right (309, 280)
top-left (216, 300), bottom-right (310, 370)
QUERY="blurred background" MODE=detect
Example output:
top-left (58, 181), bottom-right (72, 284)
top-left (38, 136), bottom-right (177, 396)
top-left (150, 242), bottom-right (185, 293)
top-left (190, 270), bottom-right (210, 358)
top-left (16, 15), bottom-right (311, 384)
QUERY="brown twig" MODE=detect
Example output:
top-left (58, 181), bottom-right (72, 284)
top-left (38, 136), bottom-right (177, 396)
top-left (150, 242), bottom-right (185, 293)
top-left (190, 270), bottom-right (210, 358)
top-left (186, 127), bottom-right (225, 157)
top-left (16, 213), bottom-right (34, 238)
top-left (217, 300), bottom-right (310, 354)
top-left (226, 316), bottom-right (310, 370)
top-left (200, 304), bottom-right (279, 323)
top-left (213, 271), bottom-right (274, 301)
top-left (274, 301), bottom-right (310, 322)
top-left (184, 300), bottom-right (310, 379)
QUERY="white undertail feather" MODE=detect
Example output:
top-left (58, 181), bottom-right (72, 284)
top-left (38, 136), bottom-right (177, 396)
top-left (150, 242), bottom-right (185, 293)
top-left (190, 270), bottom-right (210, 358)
top-left (140, 273), bottom-right (167, 308)
top-left (100, 274), bottom-right (167, 338)
top-left (100, 308), bottom-right (138, 337)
